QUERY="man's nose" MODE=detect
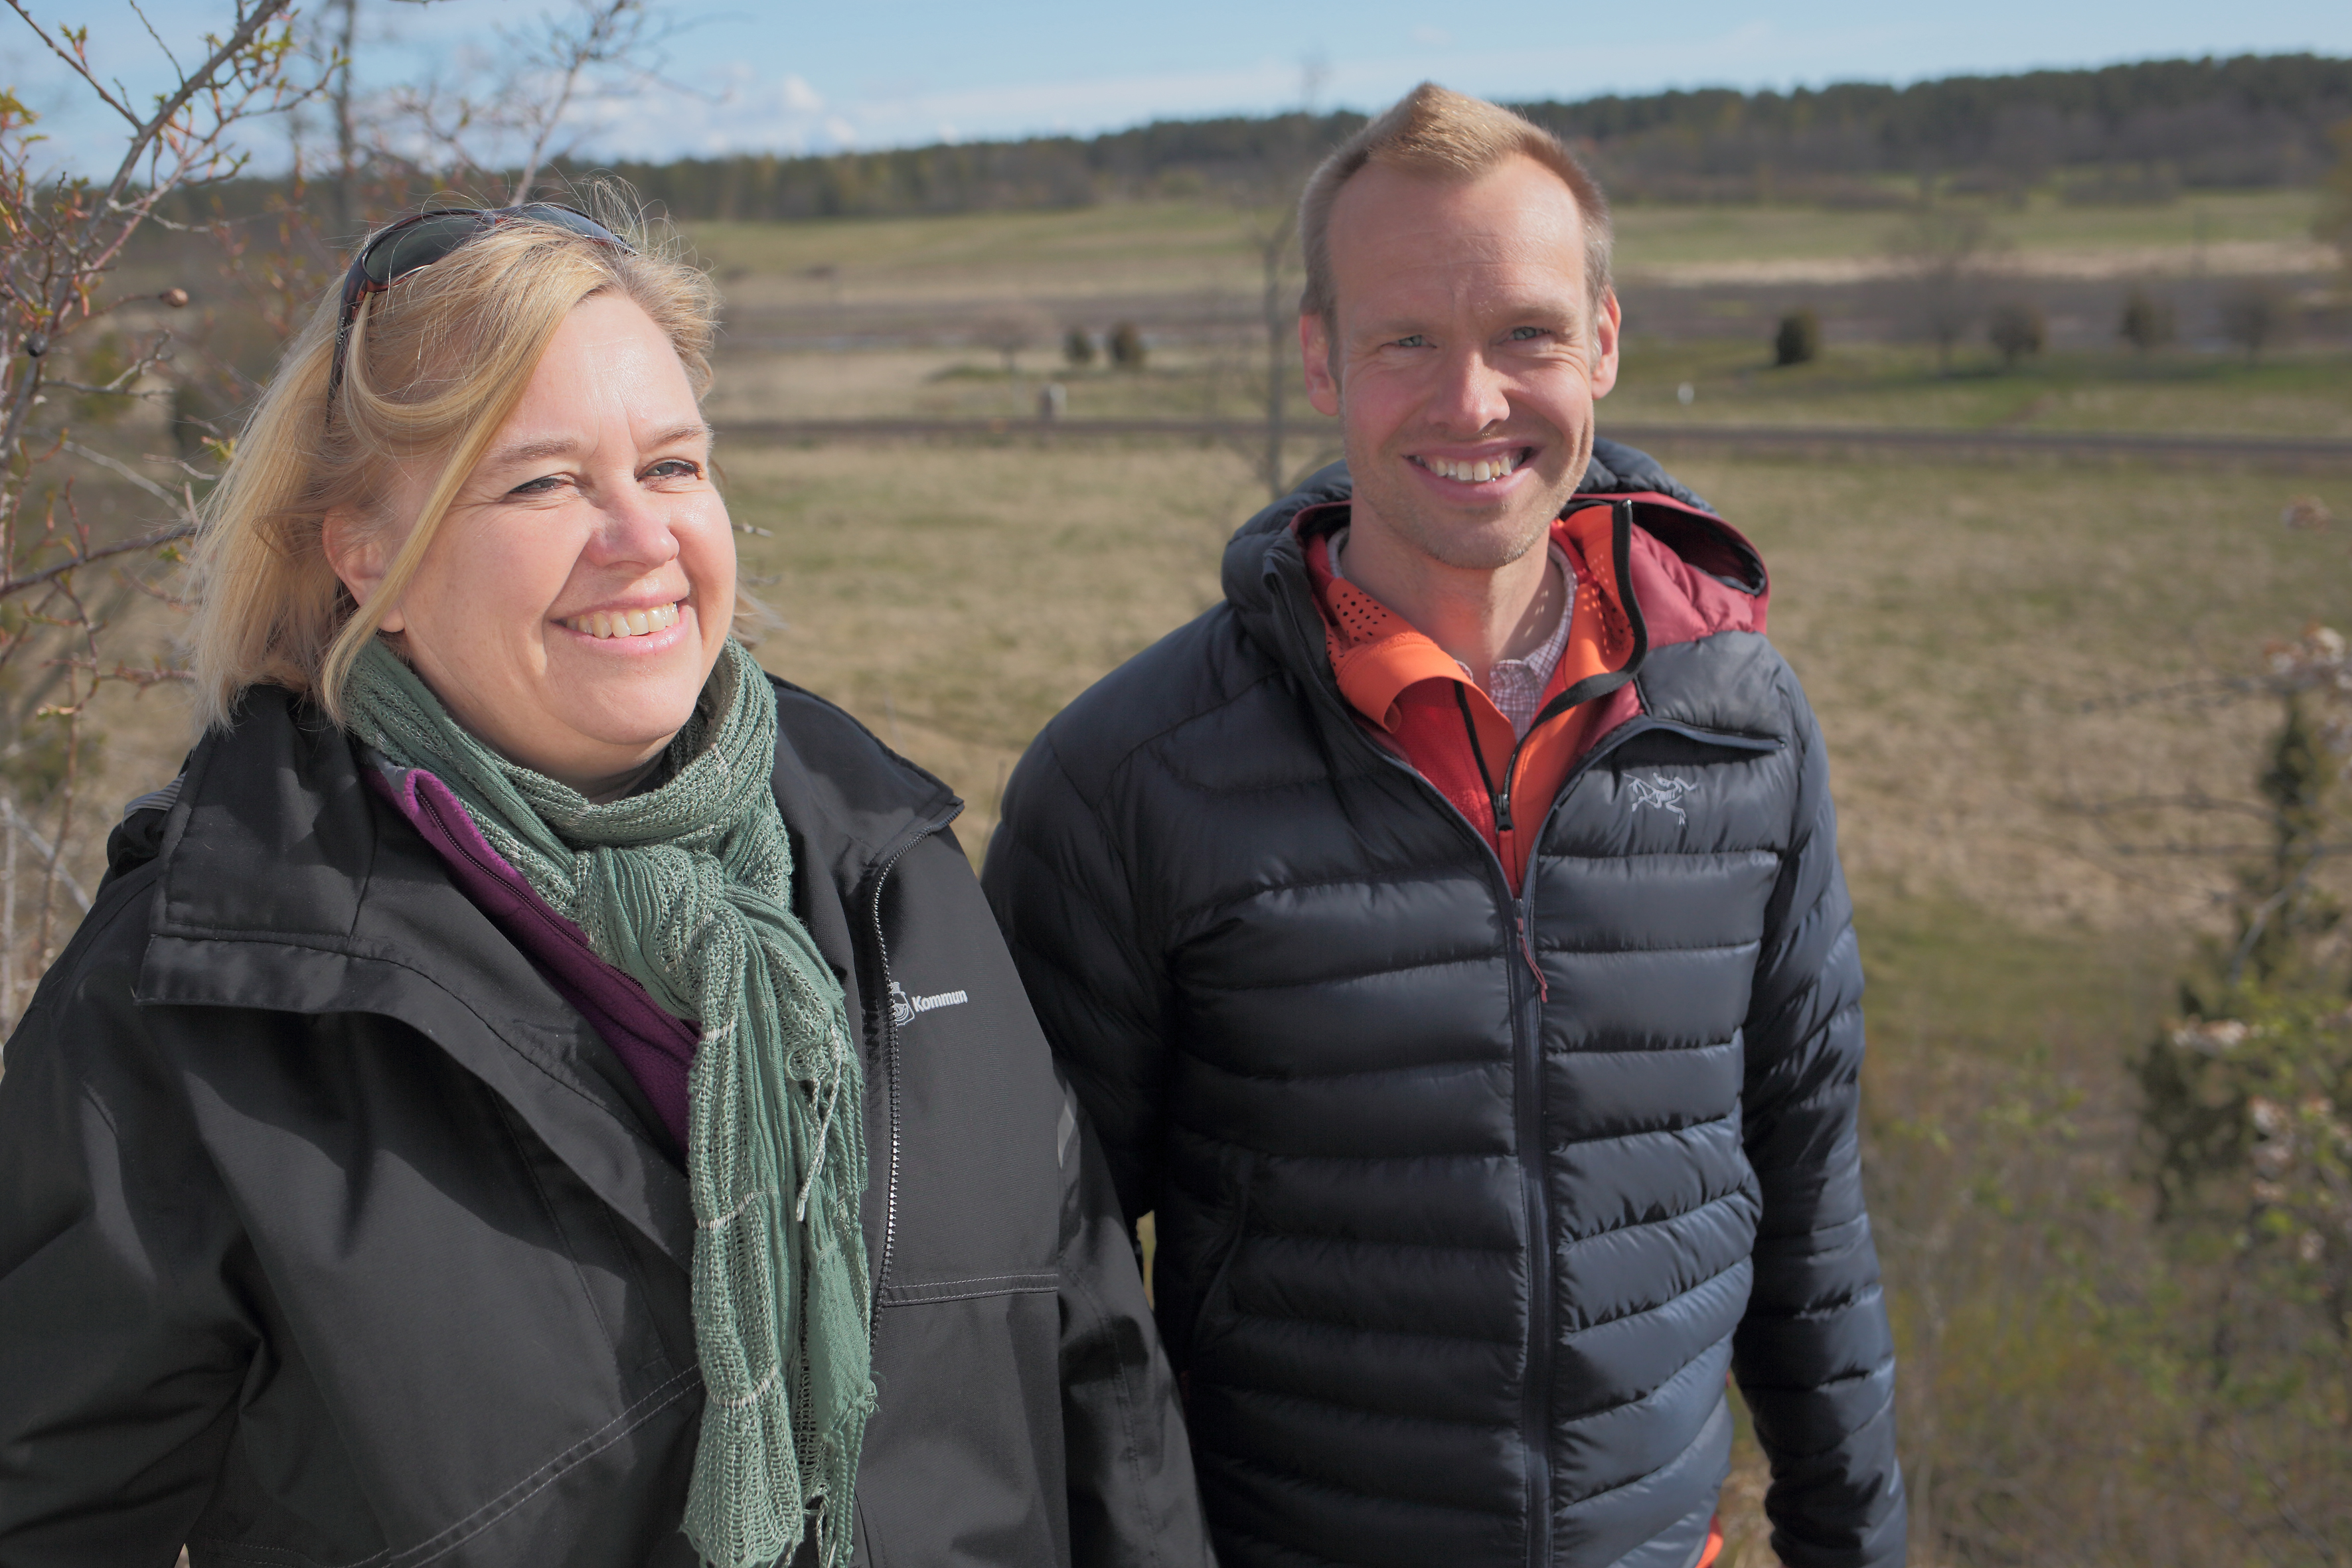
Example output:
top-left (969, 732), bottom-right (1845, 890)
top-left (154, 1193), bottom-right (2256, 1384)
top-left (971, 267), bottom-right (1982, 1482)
top-left (1427, 348), bottom-right (1512, 434)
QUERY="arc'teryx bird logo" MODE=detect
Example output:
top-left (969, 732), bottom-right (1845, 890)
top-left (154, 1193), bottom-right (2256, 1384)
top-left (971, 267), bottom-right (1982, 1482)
top-left (889, 980), bottom-right (970, 1028)
top-left (1627, 775), bottom-right (1699, 824)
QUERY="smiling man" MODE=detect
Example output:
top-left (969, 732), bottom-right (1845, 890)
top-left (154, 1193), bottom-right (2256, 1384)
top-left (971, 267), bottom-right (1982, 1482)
top-left (984, 85), bottom-right (1905, 1568)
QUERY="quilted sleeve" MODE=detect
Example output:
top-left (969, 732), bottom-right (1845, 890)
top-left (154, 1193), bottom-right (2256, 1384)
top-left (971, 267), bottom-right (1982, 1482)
top-left (982, 726), bottom-right (1172, 1225)
top-left (1733, 679), bottom-right (1908, 1568)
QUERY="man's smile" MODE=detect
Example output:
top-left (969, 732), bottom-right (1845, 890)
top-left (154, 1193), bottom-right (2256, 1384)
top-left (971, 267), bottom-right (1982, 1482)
top-left (1407, 445), bottom-right (1536, 485)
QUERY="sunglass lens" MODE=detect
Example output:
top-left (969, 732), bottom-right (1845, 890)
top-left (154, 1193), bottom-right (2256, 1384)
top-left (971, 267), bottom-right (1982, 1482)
top-left (516, 204), bottom-right (627, 248)
top-left (362, 213), bottom-right (491, 287)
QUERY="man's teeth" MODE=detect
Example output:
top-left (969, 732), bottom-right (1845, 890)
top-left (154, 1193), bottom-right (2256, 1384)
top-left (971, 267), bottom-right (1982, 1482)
top-left (564, 601), bottom-right (682, 639)
top-left (1421, 452), bottom-right (1518, 483)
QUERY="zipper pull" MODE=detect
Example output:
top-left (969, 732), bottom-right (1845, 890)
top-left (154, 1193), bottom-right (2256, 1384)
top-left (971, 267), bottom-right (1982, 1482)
top-left (1517, 916), bottom-right (1549, 1002)
top-left (1493, 779), bottom-right (1514, 834)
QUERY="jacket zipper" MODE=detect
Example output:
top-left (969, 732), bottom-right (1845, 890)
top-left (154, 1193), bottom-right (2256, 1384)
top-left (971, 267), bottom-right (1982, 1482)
top-left (1272, 573), bottom-right (1563, 1565)
top-left (1453, 685), bottom-right (1556, 999)
top-left (863, 806), bottom-right (961, 1341)
top-left (1269, 548), bottom-right (1768, 1568)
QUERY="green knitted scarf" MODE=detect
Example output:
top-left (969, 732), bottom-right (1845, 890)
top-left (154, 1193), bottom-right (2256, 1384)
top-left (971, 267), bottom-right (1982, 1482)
top-left (343, 637), bottom-right (872, 1568)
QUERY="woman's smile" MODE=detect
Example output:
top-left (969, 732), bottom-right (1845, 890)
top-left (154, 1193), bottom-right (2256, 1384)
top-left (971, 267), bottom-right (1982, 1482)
top-left (557, 599), bottom-right (686, 641)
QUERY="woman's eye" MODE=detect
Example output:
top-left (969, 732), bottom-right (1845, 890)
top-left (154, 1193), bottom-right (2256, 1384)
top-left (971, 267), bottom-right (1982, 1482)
top-left (646, 459), bottom-right (701, 481)
top-left (507, 473), bottom-right (564, 497)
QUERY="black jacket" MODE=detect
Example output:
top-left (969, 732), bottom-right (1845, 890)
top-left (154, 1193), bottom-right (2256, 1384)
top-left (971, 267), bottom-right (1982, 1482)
top-left (0, 678), bottom-right (1210, 1568)
top-left (982, 445), bottom-right (1905, 1568)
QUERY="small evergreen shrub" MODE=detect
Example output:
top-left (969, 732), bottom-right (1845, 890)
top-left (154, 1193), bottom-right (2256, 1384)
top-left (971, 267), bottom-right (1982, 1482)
top-left (1771, 308), bottom-right (1820, 366)
top-left (1986, 300), bottom-right (2046, 370)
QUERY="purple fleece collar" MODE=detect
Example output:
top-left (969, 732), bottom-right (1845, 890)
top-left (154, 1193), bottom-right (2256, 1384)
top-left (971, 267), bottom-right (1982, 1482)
top-left (364, 760), bottom-right (698, 1154)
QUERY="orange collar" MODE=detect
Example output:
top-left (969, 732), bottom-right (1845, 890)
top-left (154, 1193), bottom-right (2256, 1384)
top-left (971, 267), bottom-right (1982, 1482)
top-left (1302, 507), bottom-right (1636, 732)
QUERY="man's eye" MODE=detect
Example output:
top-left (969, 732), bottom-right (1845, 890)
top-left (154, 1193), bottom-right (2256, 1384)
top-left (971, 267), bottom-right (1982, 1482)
top-left (1507, 326), bottom-right (1550, 341)
top-left (1391, 334), bottom-right (1430, 349)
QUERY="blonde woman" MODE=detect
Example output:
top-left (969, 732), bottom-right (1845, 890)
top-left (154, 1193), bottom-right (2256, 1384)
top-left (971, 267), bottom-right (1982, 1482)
top-left (0, 201), bottom-right (1208, 1568)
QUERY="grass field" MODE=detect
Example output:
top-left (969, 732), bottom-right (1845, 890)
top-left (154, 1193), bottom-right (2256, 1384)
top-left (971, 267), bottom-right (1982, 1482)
top-left (1608, 342), bottom-right (2352, 436)
top-left (681, 188), bottom-right (2329, 308)
top-left (702, 337), bottom-right (2352, 440)
top-left (1615, 187), bottom-right (2321, 266)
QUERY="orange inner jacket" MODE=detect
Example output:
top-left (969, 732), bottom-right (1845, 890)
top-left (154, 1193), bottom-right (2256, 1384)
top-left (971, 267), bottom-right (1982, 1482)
top-left (1302, 503), bottom-right (1638, 896)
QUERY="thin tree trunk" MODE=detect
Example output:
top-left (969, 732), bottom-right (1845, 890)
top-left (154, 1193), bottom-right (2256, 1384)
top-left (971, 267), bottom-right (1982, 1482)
top-left (1259, 220), bottom-right (1294, 500)
top-left (332, 0), bottom-right (359, 239)
top-left (3, 794), bottom-right (17, 1030)
top-left (33, 712), bottom-right (79, 966)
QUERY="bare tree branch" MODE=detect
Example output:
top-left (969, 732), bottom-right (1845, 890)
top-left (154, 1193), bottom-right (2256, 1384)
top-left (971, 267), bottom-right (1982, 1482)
top-left (61, 439), bottom-right (193, 509)
top-left (0, 797), bottom-right (90, 915)
top-left (0, 520), bottom-right (196, 598)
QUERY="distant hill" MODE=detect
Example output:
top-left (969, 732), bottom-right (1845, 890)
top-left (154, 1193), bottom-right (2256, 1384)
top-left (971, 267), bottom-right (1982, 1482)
top-left (588, 52), bottom-right (2352, 221)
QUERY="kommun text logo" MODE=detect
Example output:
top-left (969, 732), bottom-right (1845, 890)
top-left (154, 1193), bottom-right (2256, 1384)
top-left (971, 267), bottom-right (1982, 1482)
top-left (889, 980), bottom-right (971, 1028)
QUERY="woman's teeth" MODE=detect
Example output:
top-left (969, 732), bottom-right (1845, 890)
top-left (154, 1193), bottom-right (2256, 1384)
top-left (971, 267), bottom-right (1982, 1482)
top-left (1420, 452), bottom-right (1519, 483)
top-left (564, 601), bottom-right (682, 639)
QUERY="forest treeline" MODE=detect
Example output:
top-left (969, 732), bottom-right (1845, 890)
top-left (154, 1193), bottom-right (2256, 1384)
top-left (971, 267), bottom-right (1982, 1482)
top-left (577, 52), bottom-right (2352, 222)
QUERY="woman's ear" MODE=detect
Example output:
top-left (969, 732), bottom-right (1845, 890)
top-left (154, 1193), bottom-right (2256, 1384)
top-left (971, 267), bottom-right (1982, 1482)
top-left (321, 507), bottom-right (407, 634)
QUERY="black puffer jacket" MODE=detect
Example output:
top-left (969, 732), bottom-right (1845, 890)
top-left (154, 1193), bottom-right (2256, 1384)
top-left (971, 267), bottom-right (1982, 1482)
top-left (0, 678), bottom-right (1208, 1568)
top-left (983, 444), bottom-right (1905, 1568)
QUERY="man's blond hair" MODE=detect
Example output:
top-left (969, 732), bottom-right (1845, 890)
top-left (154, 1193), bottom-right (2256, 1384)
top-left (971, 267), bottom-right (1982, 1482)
top-left (1298, 82), bottom-right (1612, 324)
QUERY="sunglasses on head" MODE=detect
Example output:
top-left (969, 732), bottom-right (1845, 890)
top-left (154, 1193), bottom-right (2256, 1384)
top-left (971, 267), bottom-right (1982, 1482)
top-left (326, 203), bottom-right (633, 414)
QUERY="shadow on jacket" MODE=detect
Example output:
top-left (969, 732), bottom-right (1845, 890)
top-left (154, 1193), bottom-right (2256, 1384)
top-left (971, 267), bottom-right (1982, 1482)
top-left (983, 441), bottom-right (1906, 1568)
top-left (0, 676), bottom-right (1210, 1568)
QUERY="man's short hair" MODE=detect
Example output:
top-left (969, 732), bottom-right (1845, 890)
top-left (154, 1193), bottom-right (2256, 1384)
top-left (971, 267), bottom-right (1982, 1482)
top-left (1298, 82), bottom-right (1613, 327)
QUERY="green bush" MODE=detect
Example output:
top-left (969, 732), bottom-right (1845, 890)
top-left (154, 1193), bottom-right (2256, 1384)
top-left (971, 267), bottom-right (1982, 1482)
top-left (2220, 283), bottom-right (2291, 363)
top-left (2118, 287), bottom-right (2176, 354)
top-left (1108, 321), bottom-right (1147, 370)
top-left (1986, 300), bottom-right (2046, 370)
top-left (1771, 308), bottom-right (1820, 367)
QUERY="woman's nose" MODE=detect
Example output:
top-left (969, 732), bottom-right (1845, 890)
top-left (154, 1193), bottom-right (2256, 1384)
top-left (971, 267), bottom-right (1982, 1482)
top-left (584, 482), bottom-right (682, 567)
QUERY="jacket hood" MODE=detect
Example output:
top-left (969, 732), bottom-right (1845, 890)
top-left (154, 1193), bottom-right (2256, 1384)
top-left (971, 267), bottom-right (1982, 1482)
top-left (1219, 438), bottom-right (1767, 691)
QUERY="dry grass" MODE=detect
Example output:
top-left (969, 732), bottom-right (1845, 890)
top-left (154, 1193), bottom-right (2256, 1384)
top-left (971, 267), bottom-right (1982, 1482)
top-left (680, 188), bottom-right (2326, 306)
top-left (703, 345), bottom-right (1283, 426)
top-left (1679, 456), bottom-right (2351, 934)
top-left (726, 439), bottom-right (2349, 943)
top-left (726, 438), bottom-right (1270, 852)
top-left (706, 339), bottom-right (2352, 441)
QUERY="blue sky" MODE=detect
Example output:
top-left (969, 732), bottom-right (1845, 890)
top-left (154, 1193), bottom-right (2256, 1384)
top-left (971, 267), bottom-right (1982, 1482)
top-left (13, 0), bottom-right (2352, 173)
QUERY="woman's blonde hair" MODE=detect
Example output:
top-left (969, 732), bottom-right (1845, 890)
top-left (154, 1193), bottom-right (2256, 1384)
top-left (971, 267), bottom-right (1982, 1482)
top-left (188, 187), bottom-right (718, 728)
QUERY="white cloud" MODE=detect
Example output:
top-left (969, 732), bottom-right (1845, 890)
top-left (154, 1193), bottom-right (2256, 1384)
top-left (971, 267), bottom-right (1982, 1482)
top-left (781, 75), bottom-right (824, 114)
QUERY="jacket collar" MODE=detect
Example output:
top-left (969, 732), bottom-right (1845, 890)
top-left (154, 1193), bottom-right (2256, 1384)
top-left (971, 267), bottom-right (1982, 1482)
top-left (133, 677), bottom-right (959, 1271)
top-left (1220, 443), bottom-right (1767, 711)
